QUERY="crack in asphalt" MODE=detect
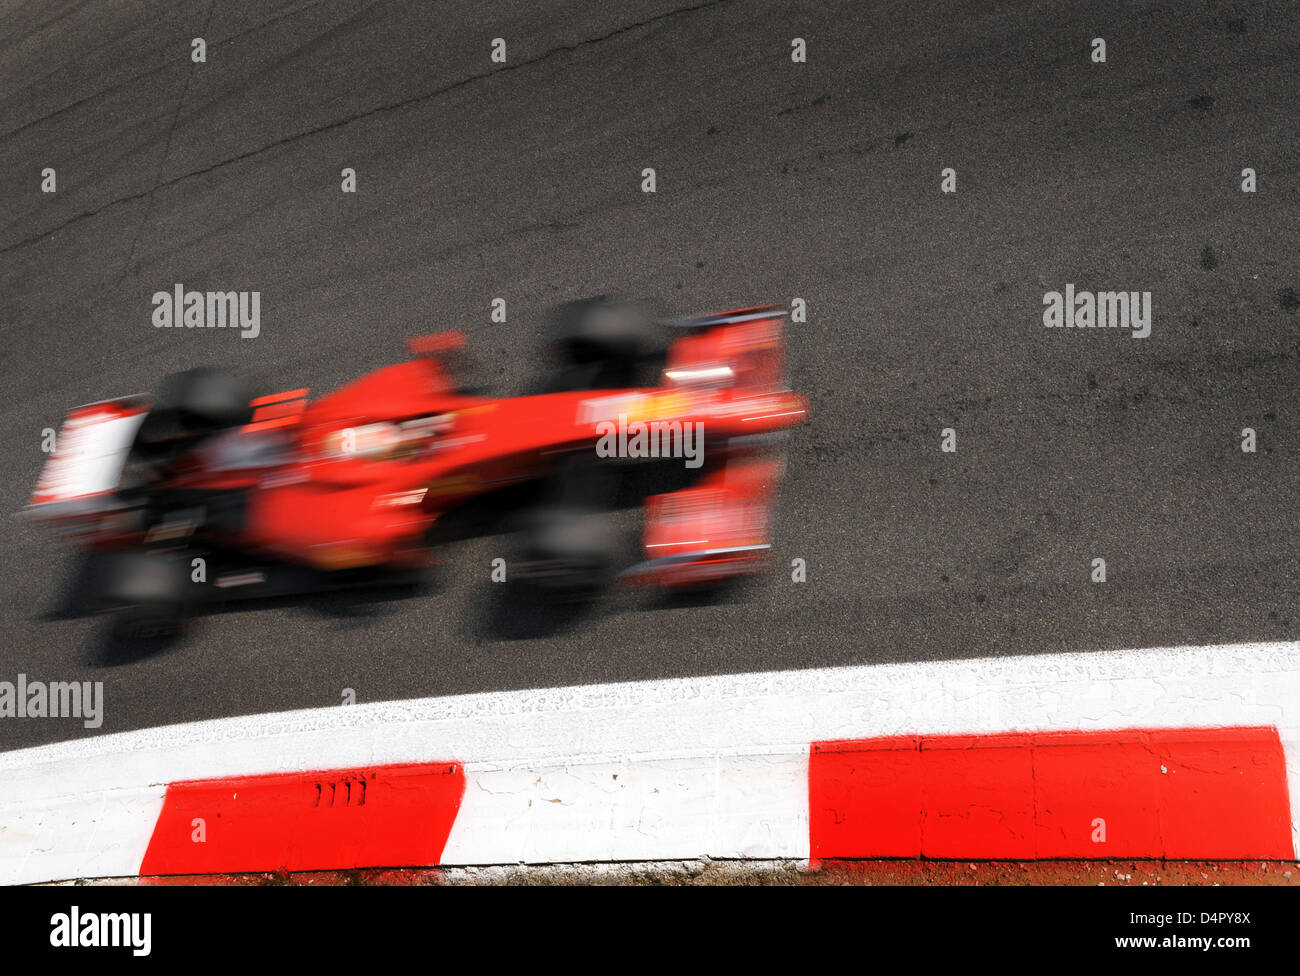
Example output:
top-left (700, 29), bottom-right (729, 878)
top-left (117, 0), bottom-right (218, 278)
top-left (0, 0), bottom-right (339, 143)
top-left (0, 0), bottom-right (735, 259)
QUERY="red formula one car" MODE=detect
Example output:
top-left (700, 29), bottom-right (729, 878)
top-left (25, 301), bottom-right (809, 637)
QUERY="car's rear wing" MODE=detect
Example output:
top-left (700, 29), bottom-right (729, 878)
top-left (659, 305), bottom-right (790, 395)
top-left (623, 450), bottom-right (785, 587)
top-left (659, 305), bottom-right (789, 330)
top-left (622, 304), bottom-right (803, 586)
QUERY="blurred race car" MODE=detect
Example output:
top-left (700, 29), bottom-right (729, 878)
top-left (24, 300), bottom-right (809, 637)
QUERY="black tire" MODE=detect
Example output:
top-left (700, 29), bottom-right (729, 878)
top-left (515, 506), bottom-right (622, 595)
top-left (546, 298), bottom-right (659, 389)
top-left (150, 366), bottom-right (253, 438)
top-left (97, 551), bottom-right (192, 641)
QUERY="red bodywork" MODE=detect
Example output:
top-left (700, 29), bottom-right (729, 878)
top-left (27, 309), bottom-right (809, 587)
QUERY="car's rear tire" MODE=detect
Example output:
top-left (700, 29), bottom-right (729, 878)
top-left (514, 506), bottom-right (622, 596)
top-left (545, 298), bottom-right (659, 390)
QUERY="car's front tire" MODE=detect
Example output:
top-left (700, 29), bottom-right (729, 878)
top-left (97, 551), bottom-right (192, 642)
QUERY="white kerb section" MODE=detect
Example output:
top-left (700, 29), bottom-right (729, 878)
top-left (0, 641), bottom-right (1296, 883)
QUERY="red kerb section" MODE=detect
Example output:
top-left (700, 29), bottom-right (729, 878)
top-left (809, 727), bottom-right (1293, 860)
top-left (140, 762), bottom-right (465, 876)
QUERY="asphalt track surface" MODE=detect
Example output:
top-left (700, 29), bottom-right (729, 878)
top-left (1, 0), bottom-right (1296, 750)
